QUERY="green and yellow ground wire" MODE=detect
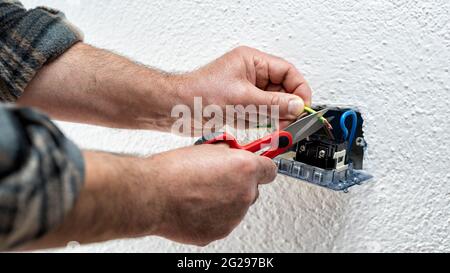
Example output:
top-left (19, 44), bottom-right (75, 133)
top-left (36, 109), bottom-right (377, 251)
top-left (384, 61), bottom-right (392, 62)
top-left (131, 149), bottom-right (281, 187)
top-left (303, 106), bottom-right (333, 130)
top-left (256, 106), bottom-right (333, 131)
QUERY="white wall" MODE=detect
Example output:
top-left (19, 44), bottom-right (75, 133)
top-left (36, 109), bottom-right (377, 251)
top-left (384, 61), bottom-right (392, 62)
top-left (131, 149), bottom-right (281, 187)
top-left (22, 0), bottom-right (450, 252)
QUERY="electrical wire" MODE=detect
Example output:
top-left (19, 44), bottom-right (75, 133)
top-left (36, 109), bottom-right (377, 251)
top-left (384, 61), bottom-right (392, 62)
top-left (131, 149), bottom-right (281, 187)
top-left (304, 106), bottom-right (333, 130)
top-left (340, 110), bottom-right (357, 152)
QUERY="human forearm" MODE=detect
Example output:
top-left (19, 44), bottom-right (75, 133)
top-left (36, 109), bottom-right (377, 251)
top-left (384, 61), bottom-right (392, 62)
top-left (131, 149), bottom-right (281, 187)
top-left (23, 151), bottom-right (164, 249)
top-left (18, 43), bottom-right (185, 131)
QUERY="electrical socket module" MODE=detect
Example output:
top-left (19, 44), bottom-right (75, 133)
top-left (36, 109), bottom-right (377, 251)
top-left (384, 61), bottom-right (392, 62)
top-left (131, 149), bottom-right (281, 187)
top-left (273, 106), bottom-right (373, 192)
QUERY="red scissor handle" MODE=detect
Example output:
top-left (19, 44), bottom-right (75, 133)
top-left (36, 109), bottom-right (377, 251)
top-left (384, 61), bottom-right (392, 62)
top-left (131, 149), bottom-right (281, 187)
top-left (195, 131), bottom-right (293, 159)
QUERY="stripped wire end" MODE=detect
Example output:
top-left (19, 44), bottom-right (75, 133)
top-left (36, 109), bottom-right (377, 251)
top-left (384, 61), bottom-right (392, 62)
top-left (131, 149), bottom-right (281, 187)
top-left (304, 106), bottom-right (333, 130)
top-left (323, 119), bottom-right (333, 130)
top-left (303, 106), bottom-right (334, 139)
top-left (323, 120), bottom-right (334, 140)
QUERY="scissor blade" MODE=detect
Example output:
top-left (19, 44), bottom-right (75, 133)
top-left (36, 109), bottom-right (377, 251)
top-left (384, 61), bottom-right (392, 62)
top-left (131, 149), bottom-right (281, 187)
top-left (284, 108), bottom-right (329, 144)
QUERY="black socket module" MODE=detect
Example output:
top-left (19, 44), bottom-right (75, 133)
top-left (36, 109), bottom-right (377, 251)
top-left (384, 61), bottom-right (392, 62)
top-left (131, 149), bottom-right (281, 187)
top-left (295, 107), bottom-right (365, 169)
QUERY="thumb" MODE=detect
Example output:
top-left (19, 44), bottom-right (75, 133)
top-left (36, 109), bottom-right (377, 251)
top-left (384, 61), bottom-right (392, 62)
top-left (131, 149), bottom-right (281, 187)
top-left (247, 85), bottom-right (305, 120)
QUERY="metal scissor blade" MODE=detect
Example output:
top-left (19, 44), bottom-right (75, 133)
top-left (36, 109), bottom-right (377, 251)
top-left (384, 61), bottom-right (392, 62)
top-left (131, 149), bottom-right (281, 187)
top-left (284, 108), bottom-right (329, 144)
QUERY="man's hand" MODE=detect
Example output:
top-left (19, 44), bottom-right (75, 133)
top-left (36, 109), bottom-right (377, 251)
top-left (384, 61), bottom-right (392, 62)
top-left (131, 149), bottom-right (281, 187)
top-left (19, 44), bottom-right (311, 131)
top-left (151, 144), bottom-right (276, 246)
top-left (181, 46), bottom-right (312, 128)
top-left (26, 145), bottom-right (277, 249)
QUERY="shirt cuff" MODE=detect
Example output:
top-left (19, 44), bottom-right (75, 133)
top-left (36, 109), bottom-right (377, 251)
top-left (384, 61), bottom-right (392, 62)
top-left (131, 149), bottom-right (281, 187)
top-left (0, 3), bottom-right (83, 102)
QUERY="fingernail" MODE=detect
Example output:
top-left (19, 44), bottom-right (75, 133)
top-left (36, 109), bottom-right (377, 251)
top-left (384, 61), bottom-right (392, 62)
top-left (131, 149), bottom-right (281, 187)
top-left (288, 98), bottom-right (304, 116)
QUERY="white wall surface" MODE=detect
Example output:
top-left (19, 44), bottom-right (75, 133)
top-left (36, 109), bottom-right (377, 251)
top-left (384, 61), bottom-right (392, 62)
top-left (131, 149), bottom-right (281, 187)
top-left (21, 0), bottom-right (450, 252)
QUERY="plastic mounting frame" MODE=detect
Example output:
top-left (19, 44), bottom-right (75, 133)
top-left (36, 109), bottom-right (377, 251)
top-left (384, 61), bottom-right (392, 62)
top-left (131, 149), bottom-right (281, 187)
top-left (274, 157), bottom-right (373, 192)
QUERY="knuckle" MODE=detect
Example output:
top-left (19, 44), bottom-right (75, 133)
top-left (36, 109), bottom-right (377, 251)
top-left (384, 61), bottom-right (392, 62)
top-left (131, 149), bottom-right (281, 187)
top-left (270, 94), bottom-right (281, 106)
top-left (286, 61), bottom-right (295, 69)
top-left (233, 45), bottom-right (251, 53)
top-left (254, 56), bottom-right (268, 71)
top-left (232, 45), bottom-right (259, 56)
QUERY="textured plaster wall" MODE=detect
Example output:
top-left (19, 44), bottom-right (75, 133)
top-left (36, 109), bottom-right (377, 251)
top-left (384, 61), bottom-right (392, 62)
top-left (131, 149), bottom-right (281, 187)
top-left (22, 0), bottom-right (450, 252)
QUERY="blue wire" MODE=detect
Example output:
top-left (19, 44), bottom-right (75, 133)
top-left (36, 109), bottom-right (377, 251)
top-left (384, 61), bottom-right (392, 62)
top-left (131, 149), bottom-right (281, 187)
top-left (340, 110), bottom-right (357, 152)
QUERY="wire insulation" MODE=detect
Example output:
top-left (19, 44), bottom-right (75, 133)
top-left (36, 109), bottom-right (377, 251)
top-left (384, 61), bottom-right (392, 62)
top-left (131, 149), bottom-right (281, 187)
top-left (304, 106), bottom-right (333, 130)
top-left (340, 110), bottom-right (357, 152)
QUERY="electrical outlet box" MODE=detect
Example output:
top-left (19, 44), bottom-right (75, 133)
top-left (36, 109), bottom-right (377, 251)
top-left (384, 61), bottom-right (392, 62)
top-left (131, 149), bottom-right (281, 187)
top-left (274, 106), bottom-right (373, 192)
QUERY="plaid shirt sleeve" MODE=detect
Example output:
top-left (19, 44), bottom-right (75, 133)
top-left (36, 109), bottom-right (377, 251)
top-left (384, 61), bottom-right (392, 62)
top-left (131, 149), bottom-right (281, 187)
top-left (0, 105), bottom-right (85, 250)
top-left (0, 1), bottom-right (85, 250)
top-left (0, 0), bottom-right (83, 101)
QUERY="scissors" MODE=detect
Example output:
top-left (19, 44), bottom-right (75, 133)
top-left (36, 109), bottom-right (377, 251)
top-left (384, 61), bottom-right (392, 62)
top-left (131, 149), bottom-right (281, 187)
top-left (195, 108), bottom-right (329, 159)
